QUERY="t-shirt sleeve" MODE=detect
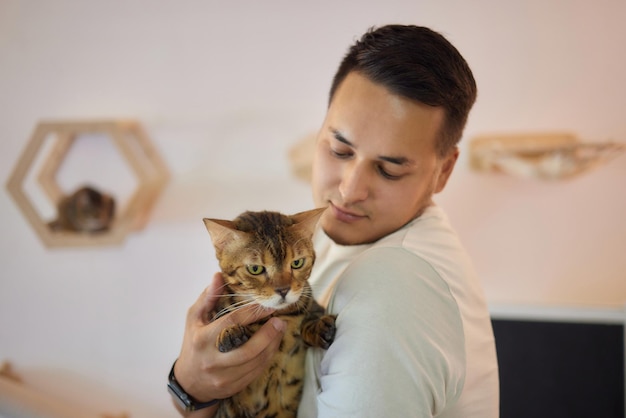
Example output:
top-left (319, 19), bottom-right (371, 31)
top-left (315, 247), bottom-right (466, 417)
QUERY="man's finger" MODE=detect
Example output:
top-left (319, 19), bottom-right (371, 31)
top-left (187, 273), bottom-right (225, 326)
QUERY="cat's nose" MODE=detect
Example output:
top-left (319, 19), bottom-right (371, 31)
top-left (275, 287), bottom-right (290, 298)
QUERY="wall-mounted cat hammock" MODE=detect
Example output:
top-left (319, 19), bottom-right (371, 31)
top-left (469, 132), bottom-right (624, 180)
top-left (6, 120), bottom-right (169, 248)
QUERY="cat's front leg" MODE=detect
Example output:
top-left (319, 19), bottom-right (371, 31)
top-left (217, 324), bottom-right (253, 352)
top-left (301, 314), bottom-right (336, 350)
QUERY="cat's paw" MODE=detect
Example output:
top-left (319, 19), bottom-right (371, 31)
top-left (217, 324), bottom-right (252, 352)
top-left (317, 315), bottom-right (337, 349)
top-left (302, 315), bottom-right (336, 349)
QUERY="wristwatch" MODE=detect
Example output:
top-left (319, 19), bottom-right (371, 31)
top-left (168, 360), bottom-right (220, 412)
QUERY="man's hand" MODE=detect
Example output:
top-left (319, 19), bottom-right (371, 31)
top-left (173, 273), bottom-right (286, 414)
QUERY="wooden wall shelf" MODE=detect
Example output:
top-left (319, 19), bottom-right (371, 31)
top-left (469, 132), bottom-right (624, 180)
top-left (6, 120), bottom-right (169, 248)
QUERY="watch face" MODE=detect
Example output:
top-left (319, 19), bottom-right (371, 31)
top-left (168, 381), bottom-right (192, 411)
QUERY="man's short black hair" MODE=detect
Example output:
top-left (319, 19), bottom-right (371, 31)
top-left (329, 25), bottom-right (477, 156)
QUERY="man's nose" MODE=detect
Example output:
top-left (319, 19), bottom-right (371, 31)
top-left (338, 162), bottom-right (369, 203)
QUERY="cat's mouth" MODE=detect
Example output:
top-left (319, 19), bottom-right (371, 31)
top-left (258, 290), bottom-right (302, 310)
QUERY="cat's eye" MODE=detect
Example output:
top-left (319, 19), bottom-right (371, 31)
top-left (246, 265), bottom-right (265, 275)
top-left (291, 258), bottom-right (305, 269)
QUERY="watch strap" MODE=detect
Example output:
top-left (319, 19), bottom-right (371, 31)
top-left (168, 360), bottom-right (220, 411)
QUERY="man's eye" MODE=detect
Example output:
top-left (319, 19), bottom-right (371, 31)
top-left (378, 166), bottom-right (402, 180)
top-left (331, 148), bottom-right (352, 159)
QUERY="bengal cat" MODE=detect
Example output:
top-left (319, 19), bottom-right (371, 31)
top-left (203, 208), bottom-right (336, 418)
top-left (48, 185), bottom-right (115, 233)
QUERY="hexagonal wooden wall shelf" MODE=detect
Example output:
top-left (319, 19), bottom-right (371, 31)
top-left (6, 120), bottom-right (169, 248)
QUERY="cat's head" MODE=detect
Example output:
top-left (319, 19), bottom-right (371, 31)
top-left (203, 208), bottom-right (325, 310)
top-left (64, 185), bottom-right (115, 232)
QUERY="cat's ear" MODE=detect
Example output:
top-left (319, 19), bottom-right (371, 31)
top-left (290, 207), bottom-right (326, 238)
top-left (203, 218), bottom-right (246, 251)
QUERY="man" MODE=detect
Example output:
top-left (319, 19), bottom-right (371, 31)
top-left (170, 25), bottom-right (499, 417)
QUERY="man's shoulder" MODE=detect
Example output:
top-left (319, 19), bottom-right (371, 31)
top-left (330, 245), bottom-right (460, 315)
top-left (359, 206), bottom-right (464, 274)
top-left (377, 204), bottom-right (459, 248)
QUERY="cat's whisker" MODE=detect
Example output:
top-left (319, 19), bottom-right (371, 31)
top-left (308, 281), bottom-right (327, 292)
top-left (229, 301), bottom-right (269, 326)
top-left (214, 298), bottom-right (259, 319)
top-left (227, 297), bottom-right (258, 309)
top-left (215, 282), bottom-right (229, 291)
top-left (218, 293), bottom-right (254, 299)
top-left (213, 292), bottom-right (274, 319)
top-left (297, 299), bottom-right (312, 315)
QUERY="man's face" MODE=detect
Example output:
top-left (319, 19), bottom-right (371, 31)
top-left (312, 72), bottom-right (458, 245)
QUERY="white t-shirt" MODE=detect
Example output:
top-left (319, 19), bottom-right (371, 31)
top-left (298, 205), bottom-right (499, 417)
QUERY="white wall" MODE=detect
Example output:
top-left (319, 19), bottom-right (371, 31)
top-left (1, 1), bottom-right (625, 416)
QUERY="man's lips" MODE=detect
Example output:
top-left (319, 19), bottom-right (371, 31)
top-left (330, 203), bottom-right (367, 223)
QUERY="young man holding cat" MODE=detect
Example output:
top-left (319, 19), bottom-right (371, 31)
top-left (172, 25), bottom-right (499, 417)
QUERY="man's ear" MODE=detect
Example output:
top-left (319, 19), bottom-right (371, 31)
top-left (434, 147), bottom-right (459, 193)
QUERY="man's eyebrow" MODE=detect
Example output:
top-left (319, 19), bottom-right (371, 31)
top-left (380, 155), bottom-right (410, 165)
top-left (332, 129), bottom-right (352, 146)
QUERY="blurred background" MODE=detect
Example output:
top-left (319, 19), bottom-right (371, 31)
top-left (1, 1), bottom-right (624, 416)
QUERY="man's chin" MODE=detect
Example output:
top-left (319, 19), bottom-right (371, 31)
top-left (322, 223), bottom-right (372, 246)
